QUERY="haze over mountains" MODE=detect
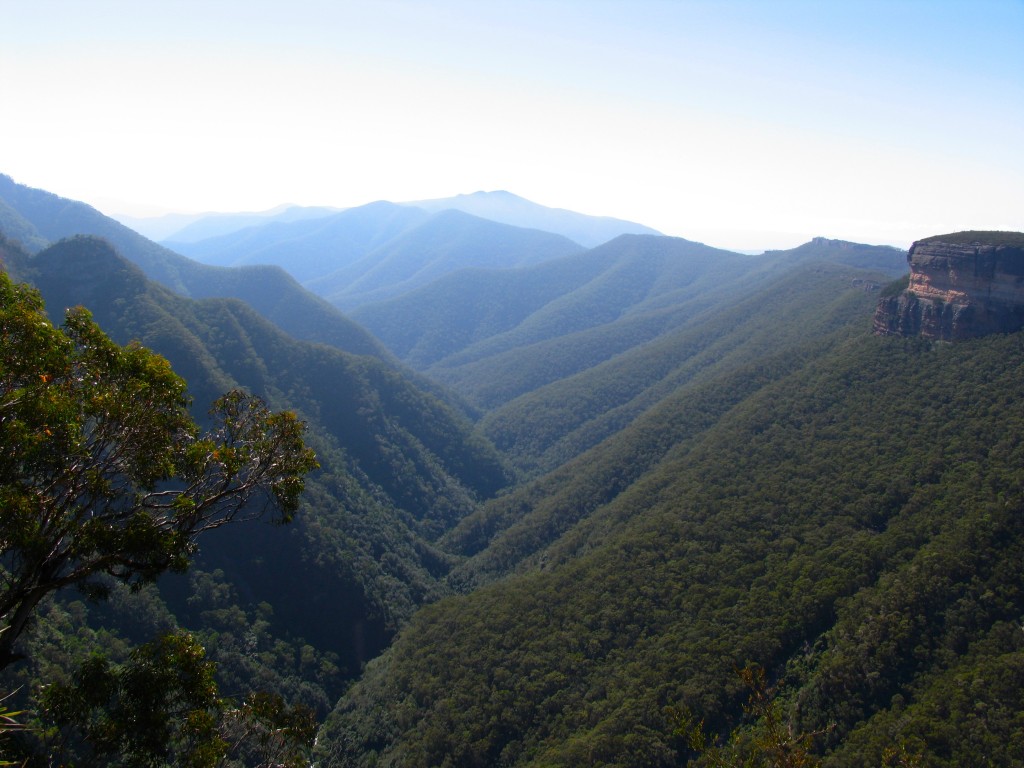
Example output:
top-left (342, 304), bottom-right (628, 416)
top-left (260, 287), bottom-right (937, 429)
top-left (399, 190), bottom-right (663, 247)
top-left (158, 190), bottom-right (661, 309)
top-left (2, 171), bottom-right (1023, 767)
top-left (116, 203), bottom-right (344, 244)
top-left (141, 189), bottom-right (661, 249)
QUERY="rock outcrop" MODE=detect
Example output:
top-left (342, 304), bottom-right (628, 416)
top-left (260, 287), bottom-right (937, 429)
top-left (873, 231), bottom-right (1024, 340)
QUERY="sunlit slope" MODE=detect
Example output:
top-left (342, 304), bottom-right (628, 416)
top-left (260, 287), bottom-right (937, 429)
top-left (316, 329), bottom-right (1024, 767)
top-left (356, 235), bottom-right (759, 394)
top-left (477, 262), bottom-right (889, 476)
top-left (443, 263), bottom-right (889, 573)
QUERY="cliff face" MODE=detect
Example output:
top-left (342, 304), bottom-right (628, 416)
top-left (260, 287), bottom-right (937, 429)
top-left (873, 232), bottom-right (1024, 340)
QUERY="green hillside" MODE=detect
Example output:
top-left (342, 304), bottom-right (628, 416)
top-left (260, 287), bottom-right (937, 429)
top-left (476, 262), bottom-right (885, 477)
top-left (358, 235), bottom-right (755, 398)
top-left (316, 329), bottom-right (1024, 767)
top-left (441, 265), bottom-right (887, 577)
top-left (350, 246), bottom-right (625, 368)
top-left (0, 197), bottom-right (48, 251)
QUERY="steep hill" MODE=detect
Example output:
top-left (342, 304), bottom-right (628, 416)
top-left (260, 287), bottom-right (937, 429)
top-left (0, 174), bottom-right (390, 360)
top-left (315, 324), bottom-right (1024, 767)
top-left (474, 261), bottom-right (889, 480)
top-left (437, 263), bottom-right (888, 584)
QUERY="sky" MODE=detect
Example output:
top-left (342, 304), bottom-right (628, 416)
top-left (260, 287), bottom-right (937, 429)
top-left (0, 0), bottom-right (1021, 251)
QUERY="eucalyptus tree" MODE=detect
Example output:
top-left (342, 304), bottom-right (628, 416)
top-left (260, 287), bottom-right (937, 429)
top-left (0, 271), bottom-right (318, 669)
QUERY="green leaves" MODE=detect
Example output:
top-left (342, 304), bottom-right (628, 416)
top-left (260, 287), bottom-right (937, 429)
top-left (36, 630), bottom-right (319, 768)
top-left (164, 390), bottom-right (319, 533)
top-left (0, 271), bottom-right (317, 669)
top-left (41, 631), bottom-right (225, 767)
top-left (221, 691), bottom-right (318, 768)
top-left (0, 684), bottom-right (28, 766)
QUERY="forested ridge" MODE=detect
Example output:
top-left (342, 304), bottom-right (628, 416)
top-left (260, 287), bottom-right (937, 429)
top-left (474, 263), bottom-right (885, 477)
top-left (2, 174), bottom-right (1022, 766)
top-left (352, 234), bottom-right (903, 415)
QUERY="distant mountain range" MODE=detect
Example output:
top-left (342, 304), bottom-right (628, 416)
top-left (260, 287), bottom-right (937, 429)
top-left (122, 189), bottom-right (660, 250)
top-left (123, 203), bottom-right (345, 243)
top-left (164, 202), bottom-right (587, 309)
top-left (156, 191), bottom-right (659, 310)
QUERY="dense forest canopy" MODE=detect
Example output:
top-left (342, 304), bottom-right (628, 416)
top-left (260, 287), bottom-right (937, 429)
top-left (317, 330), bottom-right (1024, 768)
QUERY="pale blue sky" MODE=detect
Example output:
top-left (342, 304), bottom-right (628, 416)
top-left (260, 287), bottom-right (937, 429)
top-left (1, 0), bottom-right (1021, 250)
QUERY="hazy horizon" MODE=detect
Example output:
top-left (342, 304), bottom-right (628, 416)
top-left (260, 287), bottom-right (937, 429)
top-left (2, 0), bottom-right (1020, 252)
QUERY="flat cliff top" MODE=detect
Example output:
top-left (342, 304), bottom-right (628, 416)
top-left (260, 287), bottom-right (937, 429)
top-left (916, 231), bottom-right (1024, 248)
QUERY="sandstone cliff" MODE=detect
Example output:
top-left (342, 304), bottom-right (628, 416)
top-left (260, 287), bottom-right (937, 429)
top-left (873, 231), bottom-right (1024, 340)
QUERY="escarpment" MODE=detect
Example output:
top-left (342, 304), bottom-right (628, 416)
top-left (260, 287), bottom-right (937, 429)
top-left (873, 231), bottom-right (1024, 340)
